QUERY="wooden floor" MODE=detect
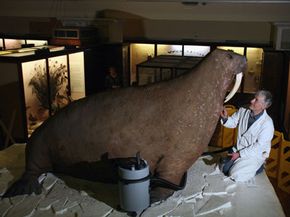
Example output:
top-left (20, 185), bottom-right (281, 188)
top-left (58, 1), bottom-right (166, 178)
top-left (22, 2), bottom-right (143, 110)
top-left (269, 177), bottom-right (290, 217)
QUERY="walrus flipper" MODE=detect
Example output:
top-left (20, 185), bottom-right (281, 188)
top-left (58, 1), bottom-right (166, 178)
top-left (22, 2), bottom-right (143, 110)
top-left (2, 175), bottom-right (41, 198)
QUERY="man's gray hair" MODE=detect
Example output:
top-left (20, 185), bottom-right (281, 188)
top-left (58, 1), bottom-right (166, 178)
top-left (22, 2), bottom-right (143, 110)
top-left (256, 90), bottom-right (272, 108)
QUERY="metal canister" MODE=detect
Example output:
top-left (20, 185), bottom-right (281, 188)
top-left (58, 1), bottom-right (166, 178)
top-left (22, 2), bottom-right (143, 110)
top-left (118, 153), bottom-right (150, 215)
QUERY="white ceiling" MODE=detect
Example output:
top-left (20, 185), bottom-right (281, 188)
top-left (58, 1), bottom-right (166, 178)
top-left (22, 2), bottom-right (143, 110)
top-left (1, 0), bottom-right (290, 23)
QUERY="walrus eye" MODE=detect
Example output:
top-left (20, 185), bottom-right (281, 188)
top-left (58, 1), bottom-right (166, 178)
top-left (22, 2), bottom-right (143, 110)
top-left (227, 53), bottom-right (233, 59)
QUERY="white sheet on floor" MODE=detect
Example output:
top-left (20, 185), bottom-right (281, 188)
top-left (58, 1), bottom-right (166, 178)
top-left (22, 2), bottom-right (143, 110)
top-left (0, 144), bottom-right (286, 217)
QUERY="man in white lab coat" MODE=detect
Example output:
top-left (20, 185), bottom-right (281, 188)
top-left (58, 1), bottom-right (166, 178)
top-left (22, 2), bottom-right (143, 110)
top-left (220, 90), bottom-right (274, 182)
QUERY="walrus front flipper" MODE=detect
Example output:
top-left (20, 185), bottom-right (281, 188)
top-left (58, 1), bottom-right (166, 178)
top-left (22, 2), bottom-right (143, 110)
top-left (2, 175), bottom-right (42, 198)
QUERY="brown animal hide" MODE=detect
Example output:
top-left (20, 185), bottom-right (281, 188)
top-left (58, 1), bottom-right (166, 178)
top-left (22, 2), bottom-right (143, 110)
top-left (3, 49), bottom-right (247, 202)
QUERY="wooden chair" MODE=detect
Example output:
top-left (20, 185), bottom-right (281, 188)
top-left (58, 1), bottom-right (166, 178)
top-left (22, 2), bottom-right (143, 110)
top-left (277, 139), bottom-right (290, 194)
top-left (265, 131), bottom-right (283, 178)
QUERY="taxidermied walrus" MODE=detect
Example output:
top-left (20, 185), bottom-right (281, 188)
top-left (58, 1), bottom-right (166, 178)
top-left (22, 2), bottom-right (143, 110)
top-left (3, 49), bottom-right (246, 201)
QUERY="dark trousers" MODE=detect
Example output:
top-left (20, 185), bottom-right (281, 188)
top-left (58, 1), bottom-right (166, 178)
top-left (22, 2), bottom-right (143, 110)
top-left (221, 149), bottom-right (264, 176)
top-left (221, 149), bottom-right (233, 176)
top-left (222, 158), bottom-right (234, 176)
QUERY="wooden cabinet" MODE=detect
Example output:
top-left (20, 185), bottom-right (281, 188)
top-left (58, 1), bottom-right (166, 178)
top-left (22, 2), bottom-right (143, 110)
top-left (261, 50), bottom-right (286, 131)
top-left (0, 48), bottom-right (87, 143)
top-left (283, 54), bottom-right (290, 139)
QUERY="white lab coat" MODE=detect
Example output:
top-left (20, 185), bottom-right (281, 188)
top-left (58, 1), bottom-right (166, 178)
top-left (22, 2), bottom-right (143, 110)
top-left (221, 107), bottom-right (274, 182)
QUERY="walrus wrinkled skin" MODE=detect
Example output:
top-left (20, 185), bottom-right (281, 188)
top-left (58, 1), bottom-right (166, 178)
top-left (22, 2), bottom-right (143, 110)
top-left (3, 49), bottom-right (247, 201)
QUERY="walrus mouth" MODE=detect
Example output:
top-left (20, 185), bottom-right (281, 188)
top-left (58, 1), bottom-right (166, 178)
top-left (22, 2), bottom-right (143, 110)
top-left (224, 73), bottom-right (243, 103)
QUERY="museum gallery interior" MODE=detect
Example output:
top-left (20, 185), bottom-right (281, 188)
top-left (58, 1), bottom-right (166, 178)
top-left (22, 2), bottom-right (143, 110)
top-left (0, 0), bottom-right (290, 217)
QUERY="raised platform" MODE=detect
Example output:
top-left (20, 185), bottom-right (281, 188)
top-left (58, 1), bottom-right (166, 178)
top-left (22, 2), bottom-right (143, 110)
top-left (0, 144), bottom-right (285, 217)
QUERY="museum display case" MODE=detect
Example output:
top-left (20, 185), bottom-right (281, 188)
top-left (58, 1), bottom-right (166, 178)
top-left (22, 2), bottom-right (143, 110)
top-left (136, 55), bottom-right (202, 86)
top-left (0, 36), bottom-right (48, 50)
top-left (130, 43), bottom-right (155, 85)
top-left (4, 39), bottom-right (25, 50)
top-left (0, 46), bottom-right (86, 142)
top-left (184, 45), bottom-right (211, 57)
top-left (131, 43), bottom-right (263, 92)
top-left (132, 44), bottom-right (210, 86)
top-left (157, 44), bottom-right (183, 56)
top-left (217, 46), bottom-right (263, 94)
top-left (244, 47), bottom-right (263, 93)
top-left (0, 38), bottom-right (3, 50)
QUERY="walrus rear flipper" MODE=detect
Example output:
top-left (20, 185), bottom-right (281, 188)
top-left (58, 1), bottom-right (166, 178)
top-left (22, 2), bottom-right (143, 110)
top-left (2, 175), bottom-right (42, 198)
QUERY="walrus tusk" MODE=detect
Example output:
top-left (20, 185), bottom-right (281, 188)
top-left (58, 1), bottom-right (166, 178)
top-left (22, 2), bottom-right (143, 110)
top-left (224, 73), bottom-right (243, 103)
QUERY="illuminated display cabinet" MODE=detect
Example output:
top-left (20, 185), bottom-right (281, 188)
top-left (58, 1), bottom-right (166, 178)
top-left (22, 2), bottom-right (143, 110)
top-left (0, 37), bottom-right (48, 50)
top-left (131, 43), bottom-right (263, 93)
top-left (0, 47), bottom-right (88, 142)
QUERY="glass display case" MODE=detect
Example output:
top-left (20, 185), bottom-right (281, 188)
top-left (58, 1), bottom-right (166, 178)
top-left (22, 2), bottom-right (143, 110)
top-left (244, 48), bottom-right (263, 93)
top-left (22, 59), bottom-right (49, 134)
top-left (26, 40), bottom-right (48, 47)
top-left (157, 44), bottom-right (182, 56)
top-left (4, 39), bottom-right (25, 50)
top-left (132, 43), bottom-right (263, 94)
top-left (217, 46), bottom-right (263, 94)
top-left (0, 45), bottom-right (65, 57)
top-left (136, 55), bottom-right (202, 86)
top-left (2, 38), bottom-right (48, 50)
top-left (68, 52), bottom-right (85, 100)
top-left (130, 43), bottom-right (155, 85)
top-left (217, 46), bottom-right (245, 55)
top-left (130, 43), bottom-right (210, 85)
top-left (0, 47), bottom-right (85, 141)
top-left (0, 39), bottom-right (3, 50)
top-left (184, 45), bottom-right (210, 57)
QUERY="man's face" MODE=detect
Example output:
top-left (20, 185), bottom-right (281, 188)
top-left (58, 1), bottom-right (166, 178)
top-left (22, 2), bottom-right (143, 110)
top-left (249, 94), bottom-right (267, 114)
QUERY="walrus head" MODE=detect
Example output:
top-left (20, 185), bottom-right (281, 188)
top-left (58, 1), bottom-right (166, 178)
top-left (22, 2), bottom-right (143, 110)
top-left (208, 49), bottom-right (247, 104)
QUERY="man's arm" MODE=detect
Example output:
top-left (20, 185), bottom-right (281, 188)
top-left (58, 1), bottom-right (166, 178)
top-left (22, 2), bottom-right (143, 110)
top-left (220, 107), bottom-right (243, 129)
top-left (239, 120), bottom-right (274, 159)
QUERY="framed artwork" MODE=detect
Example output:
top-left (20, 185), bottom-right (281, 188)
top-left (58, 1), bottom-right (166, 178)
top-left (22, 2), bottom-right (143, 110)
top-left (48, 55), bottom-right (70, 115)
top-left (22, 59), bottom-right (49, 135)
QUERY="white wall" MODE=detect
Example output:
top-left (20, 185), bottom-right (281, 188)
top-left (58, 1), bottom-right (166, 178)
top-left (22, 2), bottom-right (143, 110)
top-left (1, 0), bottom-right (290, 22)
top-left (0, 1), bottom-right (290, 44)
top-left (142, 20), bottom-right (271, 44)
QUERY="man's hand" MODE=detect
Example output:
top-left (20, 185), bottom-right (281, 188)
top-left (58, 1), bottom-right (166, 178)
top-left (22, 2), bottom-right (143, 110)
top-left (228, 152), bottom-right (240, 161)
top-left (220, 107), bottom-right (228, 119)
